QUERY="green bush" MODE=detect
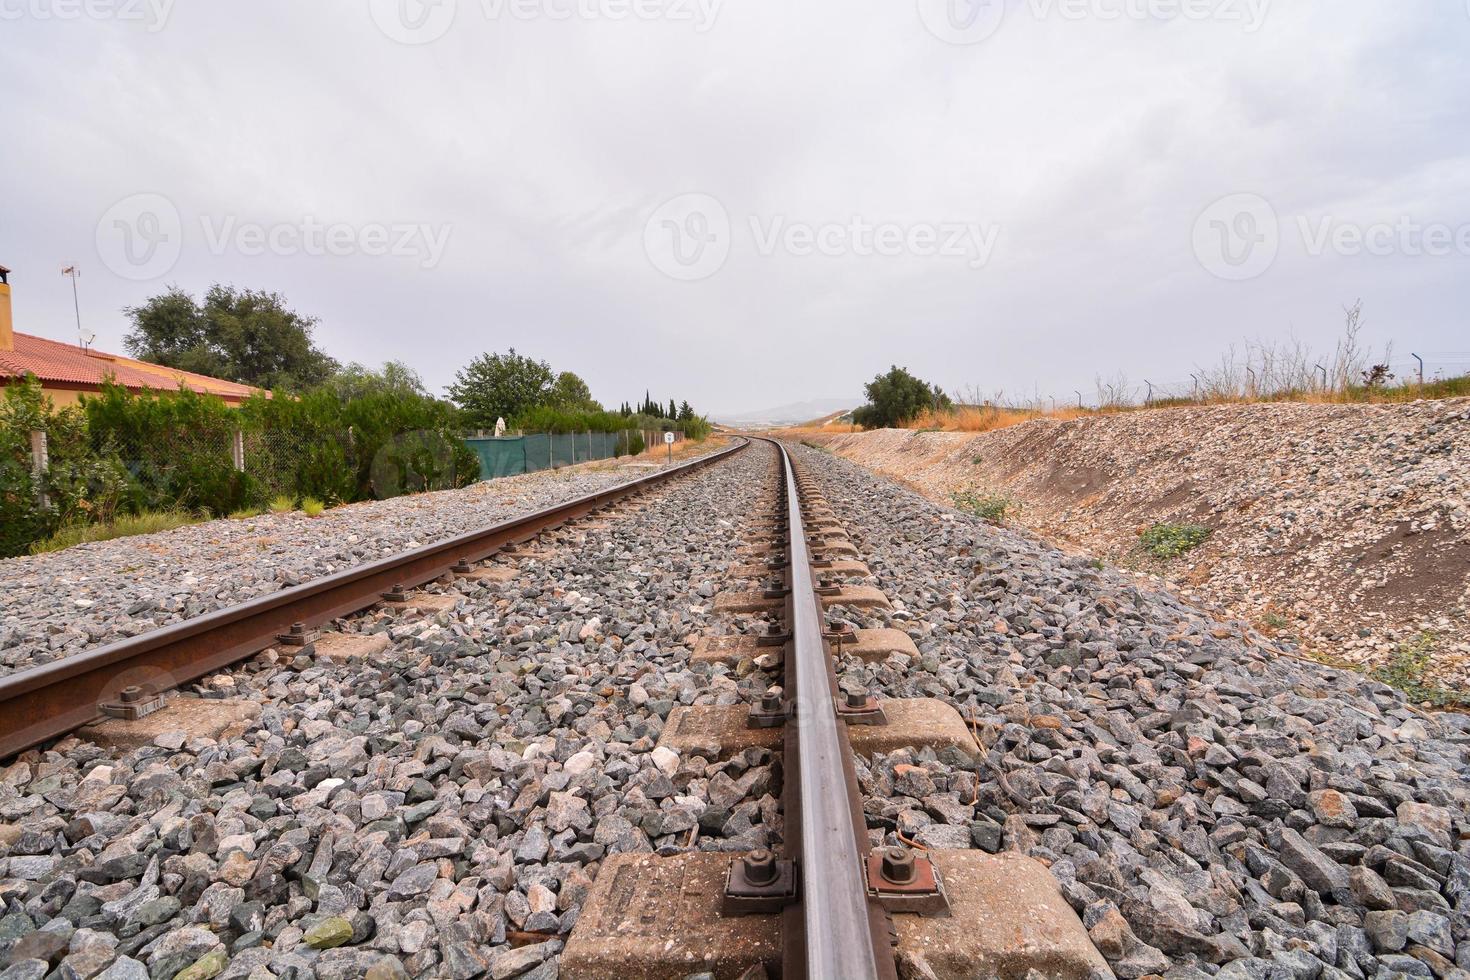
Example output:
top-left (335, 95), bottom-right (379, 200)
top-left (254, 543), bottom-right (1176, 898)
top-left (953, 490), bottom-right (1015, 523)
top-left (851, 366), bottom-right (952, 428)
top-left (83, 382), bottom-right (256, 516)
top-left (0, 371), bottom-right (480, 556)
top-left (513, 405), bottom-right (634, 435)
top-left (1139, 522), bottom-right (1211, 559)
top-left (1370, 633), bottom-right (1468, 708)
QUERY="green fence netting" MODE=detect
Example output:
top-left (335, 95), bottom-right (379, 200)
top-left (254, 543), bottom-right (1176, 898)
top-left (465, 431), bottom-right (647, 480)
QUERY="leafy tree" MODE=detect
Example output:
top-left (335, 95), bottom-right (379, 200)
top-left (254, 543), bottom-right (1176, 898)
top-left (323, 361), bottom-right (428, 401)
top-left (550, 371), bottom-right (599, 412)
top-left (851, 366), bottom-right (952, 429)
top-left (677, 401), bottom-right (694, 423)
top-left (448, 349), bottom-right (556, 428)
top-left (123, 285), bottom-right (337, 391)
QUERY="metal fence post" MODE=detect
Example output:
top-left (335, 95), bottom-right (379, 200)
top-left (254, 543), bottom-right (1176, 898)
top-left (232, 430), bottom-right (245, 472)
top-left (30, 430), bottom-right (49, 508)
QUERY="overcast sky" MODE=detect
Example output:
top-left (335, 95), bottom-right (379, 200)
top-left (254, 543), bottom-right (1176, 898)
top-left (2, 1), bottom-right (1468, 415)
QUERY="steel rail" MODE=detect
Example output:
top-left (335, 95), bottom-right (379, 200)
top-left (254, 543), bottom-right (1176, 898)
top-left (772, 441), bottom-right (897, 980)
top-left (0, 439), bottom-right (746, 759)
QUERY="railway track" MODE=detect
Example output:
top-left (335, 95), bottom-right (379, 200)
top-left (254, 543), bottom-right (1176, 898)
top-left (0, 436), bottom-right (1106, 979)
top-left (559, 440), bottom-right (1101, 978)
top-left (0, 439), bottom-right (745, 759)
top-left (1, 436), bottom-right (1465, 980)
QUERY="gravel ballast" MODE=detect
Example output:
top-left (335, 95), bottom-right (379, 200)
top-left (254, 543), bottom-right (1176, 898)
top-left (0, 441), bottom-right (778, 979)
top-left (0, 439), bottom-right (1467, 979)
top-left (793, 443), bottom-right (1470, 979)
top-left (0, 449), bottom-right (723, 679)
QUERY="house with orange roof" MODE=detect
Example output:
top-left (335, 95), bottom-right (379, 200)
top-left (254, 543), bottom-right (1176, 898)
top-left (0, 266), bottom-right (264, 408)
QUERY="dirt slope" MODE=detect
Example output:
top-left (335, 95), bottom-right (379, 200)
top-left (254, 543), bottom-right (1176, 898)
top-left (807, 399), bottom-right (1470, 688)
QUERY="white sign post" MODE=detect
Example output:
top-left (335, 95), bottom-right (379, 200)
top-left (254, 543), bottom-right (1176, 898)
top-left (664, 430), bottom-right (675, 463)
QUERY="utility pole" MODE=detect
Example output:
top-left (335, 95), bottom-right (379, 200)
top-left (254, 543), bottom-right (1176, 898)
top-left (1246, 366), bottom-right (1257, 397)
top-left (1411, 353), bottom-right (1424, 386)
top-left (1189, 374), bottom-right (1199, 400)
top-left (61, 265), bottom-right (85, 347)
top-left (1314, 363), bottom-right (1327, 390)
top-left (1074, 390), bottom-right (1083, 409)
top-left (1144, 380), bottom-right (1155, 405)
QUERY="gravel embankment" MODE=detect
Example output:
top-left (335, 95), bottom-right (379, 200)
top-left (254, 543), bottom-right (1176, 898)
top-left (796, 443), bottom-right (1470, 979)
top-left (809, 399), bottom-right (1470, 688)
top-left (0, 448), bottom-right (723, 679)
top-left (0, 442), bottom-right (777, 980)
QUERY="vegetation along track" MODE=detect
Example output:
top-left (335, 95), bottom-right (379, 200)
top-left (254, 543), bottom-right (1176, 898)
top-left (0, 437), bottom-right (1467, 979)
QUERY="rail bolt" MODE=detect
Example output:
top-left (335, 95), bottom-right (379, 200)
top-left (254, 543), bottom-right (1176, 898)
top-left (119, 685), bottom-right (143, 704)
top-left (879, 846), bottom-right (916, 885)
top-left (742, 848), bottom-right (779, 886)
top-left (760, 691), bottom-right (782, 712)
top-left (289, 622), bottom-right (306, 636)
top-left (845, 689), bottom-right (868, 709)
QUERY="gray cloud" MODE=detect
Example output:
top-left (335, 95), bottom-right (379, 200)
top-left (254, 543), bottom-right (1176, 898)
top-left (2, 0), bottom-right (1467, 414)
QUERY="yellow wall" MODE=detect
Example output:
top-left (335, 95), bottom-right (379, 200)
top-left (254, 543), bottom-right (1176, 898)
top-left (0, 282), bottom-right (12, 352)
top-left (4, 384), bottom-right (248, 410)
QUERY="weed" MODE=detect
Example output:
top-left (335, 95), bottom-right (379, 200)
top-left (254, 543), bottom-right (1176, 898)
top-left (953, 490), bottom-right (1016, 523)
top-left (228, 507), bottom-right (264, 519)
top-left (1139, 522), bottom-right (1210, 559)
top-left (30, 509), bottom-right (200, 554)
top-left (300, 497), bottom-right (326, 517)
top-left (1370, 633), bottom-right (1469, 709)
top-left (268, 494), bottom-right (296, 514)
top-left (800, 441), bottom-right (829, 453)
top-left (1089, 557), bottom-right (1105, 571)
top-left (1262, 612), bottom-right (1290, 630)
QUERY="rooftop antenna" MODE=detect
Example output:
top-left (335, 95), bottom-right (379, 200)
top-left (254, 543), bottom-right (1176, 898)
top-left (60, 264), bottom-right (86, 348)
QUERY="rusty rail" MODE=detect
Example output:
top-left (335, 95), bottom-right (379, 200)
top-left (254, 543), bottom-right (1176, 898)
top-left (0, 439), bottom-right (746, 759)
top-left (771, 440), bottom-right (898, 980)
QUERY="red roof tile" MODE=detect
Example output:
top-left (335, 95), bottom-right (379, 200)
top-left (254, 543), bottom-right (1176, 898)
top-left (0, 332), bottom-right (264, 401)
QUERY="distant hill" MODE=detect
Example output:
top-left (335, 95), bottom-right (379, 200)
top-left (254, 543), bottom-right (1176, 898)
top-left (713, 397), bottom-right (859, 428)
